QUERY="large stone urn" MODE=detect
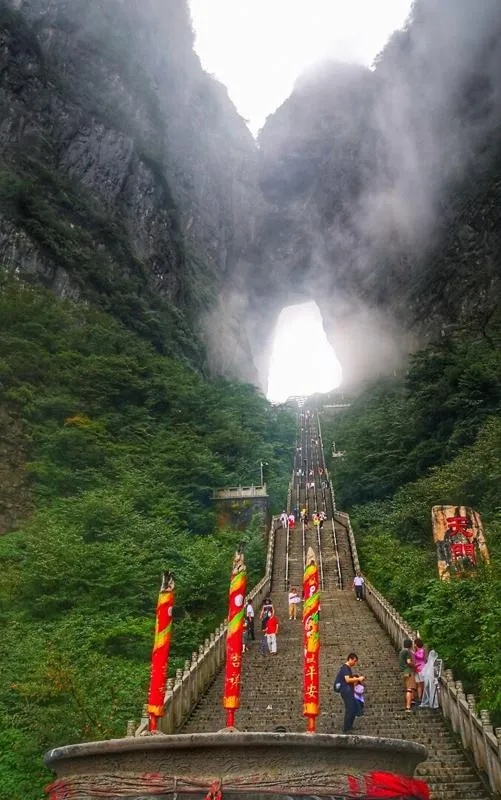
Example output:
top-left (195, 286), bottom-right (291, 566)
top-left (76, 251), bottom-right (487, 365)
top-left (45, 731), bottom-right (428, 799)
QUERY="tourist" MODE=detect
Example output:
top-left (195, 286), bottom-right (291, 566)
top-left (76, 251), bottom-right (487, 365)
top-left (399, 638), bottom-right (417, 712)
top-left (260, 612), bottom-right (269, 655)
top-left (242, 617), bottom-right (250, 653)
top-left (420, 649), bottom-right (440, 709)
top-left (353, 571), bottom-right (365, 601)
top-left (413, 637), bottom-right (427, 703)
top-left (264, 611), bottom-right (279, 654)
top-left (280, 510), bottom-right (288, 529)
top-left (260, 597), bottom-right (274, 620)
top-left (354, 680), bottom-right (365, 716)
top-left (334, 652), bottom-right (365, 733)
top-left (288, 586), bottom-right (300, 620)
top-left (246, 599), bottom-right (255, 641)
top-left (288, 512), bottom-right (295, 530)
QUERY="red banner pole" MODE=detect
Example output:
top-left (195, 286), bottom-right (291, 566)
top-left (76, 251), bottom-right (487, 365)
top-left (303, 547), bottom-right (320, 733)
top-left (223, 546), bottom-right (247, 728)
top-left (147, 572), bottom-right (175, 732)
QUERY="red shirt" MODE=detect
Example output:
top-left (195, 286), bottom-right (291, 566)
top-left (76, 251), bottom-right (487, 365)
top-left (265, 615), bottom-right (279, 635)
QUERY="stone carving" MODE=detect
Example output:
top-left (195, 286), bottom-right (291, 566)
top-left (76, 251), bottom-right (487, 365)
top-left (432, 505), bottom-right (490, 579)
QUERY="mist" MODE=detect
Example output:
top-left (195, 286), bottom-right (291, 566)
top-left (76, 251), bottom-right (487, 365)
top-left (198, 0), bottom-right (501, 394)
top-left (240, 0), bottom-right (501, 392)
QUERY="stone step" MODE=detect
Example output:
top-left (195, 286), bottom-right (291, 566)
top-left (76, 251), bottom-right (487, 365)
top-left (183, 418), bottom-right (491, 800)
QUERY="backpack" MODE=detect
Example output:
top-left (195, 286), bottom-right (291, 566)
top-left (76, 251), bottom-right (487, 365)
top-left (333, 667), bottom-right (345, 693)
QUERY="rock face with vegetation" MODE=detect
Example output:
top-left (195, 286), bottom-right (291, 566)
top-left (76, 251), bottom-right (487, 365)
top-left (243, 0), bottom-right (501, 387)
top-left (2, 0), bottom-right (501, 797)
top-left (0, 0), bottom-right (262, 375)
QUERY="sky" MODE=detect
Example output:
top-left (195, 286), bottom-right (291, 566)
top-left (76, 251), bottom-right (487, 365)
top-left (266, 303), bottom-right (342, 403)
top-left (189, 0), bottom-right (413, 134)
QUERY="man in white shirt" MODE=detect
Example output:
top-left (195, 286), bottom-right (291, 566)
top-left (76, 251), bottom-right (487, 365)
top-left (353, 572), bottom-right (365, 601)
top-left (246, 600), bottom-right (255, 640)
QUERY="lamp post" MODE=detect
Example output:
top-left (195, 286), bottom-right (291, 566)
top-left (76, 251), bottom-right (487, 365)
top-left (259, 460), bottom-right (268, 486)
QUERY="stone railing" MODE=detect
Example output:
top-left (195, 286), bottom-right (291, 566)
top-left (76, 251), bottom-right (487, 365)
top-left (335, 509), bottom-right (501, 796)
top-left (286, 470), bottom-right (294, 514)
top-left (156, 516), bottom-right (278, 735)
top-left (317, 411), bottom-right (337, 513)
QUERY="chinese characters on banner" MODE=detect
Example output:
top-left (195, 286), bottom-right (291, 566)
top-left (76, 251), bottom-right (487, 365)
top-left (147, 572), bottom-right (175, 732)
top-left (431, 505), bottom-right (490, 580)
top-left (223, 546), bottom-right (247, 727)
top-left (303, 546), bottom-right (320, 732)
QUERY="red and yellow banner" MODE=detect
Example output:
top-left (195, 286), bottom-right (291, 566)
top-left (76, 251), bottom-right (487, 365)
top-left (147, 572), bottom-right (175, 731)
top-left (303, 546), bottom-right (320, 732)
top-left (223, 547), bottom-right (247, 727)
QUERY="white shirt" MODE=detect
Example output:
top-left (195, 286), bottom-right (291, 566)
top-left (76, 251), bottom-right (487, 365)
top-left (288, 592), bottom-right (300, 604)
top-left (246, 603), bottom-right (254, 618)
top-left (353, 576), bottom-right (364, 586)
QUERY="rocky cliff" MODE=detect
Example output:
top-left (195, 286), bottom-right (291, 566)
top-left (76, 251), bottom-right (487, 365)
top-left (0, 0), bottom-right (262, 376)
top-left (2, 0), bottom-right (501, 392)
top-left (238, 0), bottom-right (501, 388)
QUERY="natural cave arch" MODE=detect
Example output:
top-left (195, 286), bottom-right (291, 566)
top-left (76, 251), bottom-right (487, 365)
top-left (266, 301), bottom-right (342, 402)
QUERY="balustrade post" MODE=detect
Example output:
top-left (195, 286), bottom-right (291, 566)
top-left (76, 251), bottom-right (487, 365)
top-left (480, 709), bottom-right (498, 793)
top-left (466, 694), bottom-right (483, 772)
top-left (455, 681), bottom-right (468, 749)
top-left (173, 668), bottom-right (183, 729)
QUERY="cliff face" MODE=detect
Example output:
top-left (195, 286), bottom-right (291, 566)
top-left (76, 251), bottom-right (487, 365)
top-left (0, 0), bottom-right (262, 374)
top-left (2, 0), bottom-right (501, 392)
top-left (239, 0), bottom-right (501, 389)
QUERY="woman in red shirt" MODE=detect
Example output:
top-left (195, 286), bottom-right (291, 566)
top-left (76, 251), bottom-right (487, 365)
top-left (264, 613), bottom-right (279, 654)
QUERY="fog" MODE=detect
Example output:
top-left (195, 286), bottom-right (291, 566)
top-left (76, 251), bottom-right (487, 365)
top-left (267, 302), bottom-right (342, 402)
top-left (198, 0), bottom-right (501, 393)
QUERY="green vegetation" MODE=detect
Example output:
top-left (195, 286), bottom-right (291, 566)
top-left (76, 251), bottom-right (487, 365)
top-left (321, 325), bottom-right (501, 723)
top-left (0, 277), bottom-right (295, 799)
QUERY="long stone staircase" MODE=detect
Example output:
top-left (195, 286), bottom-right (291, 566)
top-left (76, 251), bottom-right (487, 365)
top-left (182, 411), bottom-right (492, 800)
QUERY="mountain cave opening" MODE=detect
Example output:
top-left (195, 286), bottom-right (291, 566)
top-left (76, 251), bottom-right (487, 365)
top-left (266, 301), bottom-right (342, 403)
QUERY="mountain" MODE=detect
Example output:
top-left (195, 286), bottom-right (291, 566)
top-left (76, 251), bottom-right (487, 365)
top-left (0, 0), bottom-right (263, 378)
top-left (1, 0), bottom-right (501, 390)
top-left (240, 0), bottom-right (501, 388)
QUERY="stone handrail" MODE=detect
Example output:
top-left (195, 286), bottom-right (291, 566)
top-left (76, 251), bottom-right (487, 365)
top-left (286, 470), bottom-right (294, 514)
top-left (317, 410), bottom-right (336, 512)
top-left (335, 509), bottom-right (501, 796)
top-left (157, 516), bottom-right (278, 734)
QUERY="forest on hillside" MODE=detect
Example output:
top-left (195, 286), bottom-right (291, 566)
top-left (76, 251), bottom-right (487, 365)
top-left (320, 319), bottom-right (501, 726)
top-left (0, 278), bottom-right (296, 799)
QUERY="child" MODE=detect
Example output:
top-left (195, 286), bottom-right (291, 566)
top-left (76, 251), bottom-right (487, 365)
top-left (354, 681), bottom-right (365, 716)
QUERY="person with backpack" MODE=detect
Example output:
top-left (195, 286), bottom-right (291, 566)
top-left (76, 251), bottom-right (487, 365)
top-left (260, 598), bottom-right (273, 655)
top-left (334, 652), bottom-right (365, 733)
top-left (399, 637), bottom-right (417, 712)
